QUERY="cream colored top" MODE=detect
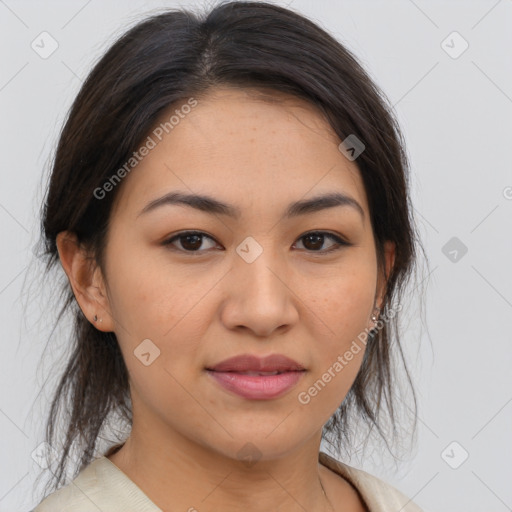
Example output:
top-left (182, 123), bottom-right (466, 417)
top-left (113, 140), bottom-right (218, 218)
top-left (33, 451), bottom-right (424, 512)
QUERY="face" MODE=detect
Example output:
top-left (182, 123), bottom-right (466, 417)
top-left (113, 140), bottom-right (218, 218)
top-left (79, 87), bottom-right (394, 461)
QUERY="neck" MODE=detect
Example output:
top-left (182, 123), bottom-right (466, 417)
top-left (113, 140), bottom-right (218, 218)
top-left (108, 427), bottom-right (334, 512)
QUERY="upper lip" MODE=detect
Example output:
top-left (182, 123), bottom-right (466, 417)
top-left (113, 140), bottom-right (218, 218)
top-left (207, 354), bottom-right (306, 372)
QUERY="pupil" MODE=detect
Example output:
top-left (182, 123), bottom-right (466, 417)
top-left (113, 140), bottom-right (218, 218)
top-left (183, 234), bottom-right (202, 251)
top-left (304, 234), bottom-right (323, 250)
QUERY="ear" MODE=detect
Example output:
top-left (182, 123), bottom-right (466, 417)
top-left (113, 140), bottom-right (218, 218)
top-left (375, 240), bottom-right (396, 312)
top-left (56, 231), bottom-right (114, 332)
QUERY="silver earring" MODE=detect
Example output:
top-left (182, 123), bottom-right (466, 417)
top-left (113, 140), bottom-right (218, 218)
top-left (93, 315), bottom-right (98, 322)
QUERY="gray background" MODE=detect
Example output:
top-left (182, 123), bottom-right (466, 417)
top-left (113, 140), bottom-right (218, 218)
top-left (1, 1), bottom-right (511, 511)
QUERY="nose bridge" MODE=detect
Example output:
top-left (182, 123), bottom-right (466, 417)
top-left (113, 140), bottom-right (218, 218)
top-left (222, 235), bottom-right (298, 335)
top-left (234, 235), bottom-right (285, 299)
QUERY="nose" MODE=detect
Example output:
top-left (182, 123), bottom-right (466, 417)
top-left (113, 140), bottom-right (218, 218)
top-left (219, 243), bottom-right (299, 338)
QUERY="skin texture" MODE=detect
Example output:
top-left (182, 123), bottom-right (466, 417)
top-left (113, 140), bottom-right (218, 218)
top-left (57, 87), bottom-right (394, 512)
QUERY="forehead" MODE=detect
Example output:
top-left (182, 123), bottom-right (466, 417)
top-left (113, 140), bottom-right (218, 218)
top-left (111, 87), bottom-right (368, 220)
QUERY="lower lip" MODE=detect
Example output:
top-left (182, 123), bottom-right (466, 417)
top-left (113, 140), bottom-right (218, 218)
top-left (206, 370), bottom-right (305, 400)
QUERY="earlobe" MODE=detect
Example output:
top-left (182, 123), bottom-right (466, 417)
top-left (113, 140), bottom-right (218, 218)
top-left (56, 231), bottom-right (114, 332)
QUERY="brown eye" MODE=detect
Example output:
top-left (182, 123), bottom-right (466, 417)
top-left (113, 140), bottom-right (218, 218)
top-left (294, 231), bottom-right (350, 253)
top-left (163, 231), bottom-right (219, 252)
top-left (179, 234), bottom-right (203, 251)
top-left (301, 233), bottom-right (324, 251)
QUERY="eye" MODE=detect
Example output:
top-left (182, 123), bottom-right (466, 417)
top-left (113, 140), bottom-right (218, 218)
top-left (293, 231), bottom-right (351, 253)
top-left (162, 231), bottom-right (220, 253)
top-left (162, 230), bottom-right (351, 255)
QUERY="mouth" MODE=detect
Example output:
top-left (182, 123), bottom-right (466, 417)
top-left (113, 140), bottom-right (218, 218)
top-left (205, 354), bottom-right (306, 400)
top-left (205, 369), bottom-right (306, 400)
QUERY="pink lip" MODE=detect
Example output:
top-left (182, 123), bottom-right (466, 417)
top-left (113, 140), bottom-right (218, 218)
top-left (207, 353), bottom-right (305, 372)
top-left (205, 353), bottom-right (306, 400)
top-left (206, 370), bottom-right (305, 400)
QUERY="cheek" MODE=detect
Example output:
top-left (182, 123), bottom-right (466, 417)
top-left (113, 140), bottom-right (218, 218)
top-left (106, 253), bottom-right (210, 418)
top-left (293, 259), bottom-right (376, 402)
top-left (105, 239), bottom-right (208, 338)
top-left (292, 288), bottom-right (372, 422)
top-left (298, 261), bottom-right (376, 341)
top-left (104, 242), bottom-right (219, 390)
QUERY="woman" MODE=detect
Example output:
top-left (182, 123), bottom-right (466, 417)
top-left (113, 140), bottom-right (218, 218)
top-left (33, 1), bottom-right (424, 510)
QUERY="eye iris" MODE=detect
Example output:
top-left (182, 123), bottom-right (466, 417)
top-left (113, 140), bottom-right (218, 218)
top-left (181, 234), bottom-right (203, 251)
top-left (303, 233), bottom-right (324, 251)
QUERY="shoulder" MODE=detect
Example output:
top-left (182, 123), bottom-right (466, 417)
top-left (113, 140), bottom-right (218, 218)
top-left (32, 457), bottom-right (106, 512)
top-left (319, 451), bottom-right (424, 512)
top-left (32, 456), bottom-right (162, 512)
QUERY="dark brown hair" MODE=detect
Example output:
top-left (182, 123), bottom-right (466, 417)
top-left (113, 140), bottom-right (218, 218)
top-left (35, 0), bottom-right (425, 498)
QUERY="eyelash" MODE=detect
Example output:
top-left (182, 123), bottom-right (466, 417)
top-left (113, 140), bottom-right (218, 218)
top-left (161, 230), bottom-right (351, 255)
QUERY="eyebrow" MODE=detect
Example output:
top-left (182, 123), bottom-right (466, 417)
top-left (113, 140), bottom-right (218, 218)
top-left (138, 191), bottom-right (365, 221)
